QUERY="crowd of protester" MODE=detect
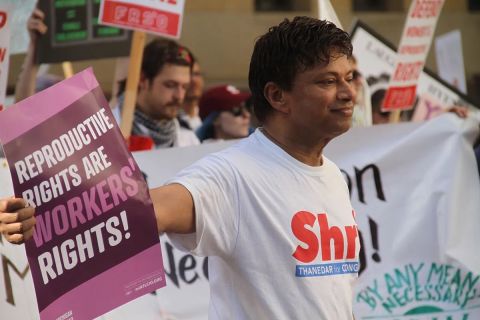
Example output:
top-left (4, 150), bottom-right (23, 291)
top-left (0, 7), bottom-right (479, 320)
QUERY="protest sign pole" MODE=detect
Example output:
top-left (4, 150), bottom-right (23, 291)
top-left (62, 61), bottom-right (74, 78)
top-left (120, 30), bottom-right (146, 139)
top-left (389, 110), bottom-right (401, 123)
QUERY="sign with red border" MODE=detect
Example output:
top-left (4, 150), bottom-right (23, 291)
top-left (382, 0), bottom-right (445, 111)
top-left (99, 0), bottom-right (185, 39)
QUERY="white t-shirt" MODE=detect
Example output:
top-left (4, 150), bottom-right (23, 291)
top-left (168, 129), bottom-right (360, 319)
top-left (173, 119), bottom-right (201, 147)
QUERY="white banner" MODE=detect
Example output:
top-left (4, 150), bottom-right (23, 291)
top-left (1, 115), bottom-right (479, 319)
top-left (328, 115), bottom-right (480, 319)
top-left (383, 0), bottom-right (445, 110)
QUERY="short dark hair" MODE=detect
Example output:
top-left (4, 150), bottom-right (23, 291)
top-left (142, 38), bottom-right (193, 83)
top-left (248, 16), bottom-right (353, 123)
top-left (371, 89), bottom-right (388, 116)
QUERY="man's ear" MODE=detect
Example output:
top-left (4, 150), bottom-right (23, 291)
top-left (138, 73), bottom-right (149, 90)
top-left (263, 82), bottom-right (289, 114)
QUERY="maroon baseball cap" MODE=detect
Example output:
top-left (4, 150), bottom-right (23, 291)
top-left (199, 85), bottom-right (251, 120)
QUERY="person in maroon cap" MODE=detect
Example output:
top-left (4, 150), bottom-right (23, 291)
top-left (195, 85), bottom-right (252, 142)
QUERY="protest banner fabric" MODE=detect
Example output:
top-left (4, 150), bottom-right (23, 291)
top-left (350, 20), bottom-right (479, 122)
top-left (1, 116), bottom-right (479, 319)
top-left (99, 0), bottom-right (185, 39)
top-left (328, 115), bottom-right (480, 319)
top-left (0, 68), bottom-right (165, 320)
top-left (0, 3), bottom-right (10, 111)
top-left (382, 0), bottom-right (445, 111)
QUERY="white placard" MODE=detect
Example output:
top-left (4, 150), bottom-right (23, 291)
top-left (435, 30), bottom-right (467, 94)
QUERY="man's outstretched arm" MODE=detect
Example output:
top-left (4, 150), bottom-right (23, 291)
top-left (0, 184), bottom-right (195, 244)
top-left (150, 183), bottom-right (196, 234)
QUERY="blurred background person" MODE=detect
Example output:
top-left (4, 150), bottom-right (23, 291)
top-left (114, 39), bottom-right (200, 150)
top-left (350, 55), bottom-right (372, 127)
top-left (196, 85), bottom-right (251, 142)
top-left (14, 8), bottom-right (60, 103)
top-left (370, 88), bottom-right (390, 125)
top-left (179, 48), bottom-right (204, 131)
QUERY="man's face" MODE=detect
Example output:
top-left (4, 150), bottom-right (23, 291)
top-left (139, 63), bottom-right (191, 121)
top-left (185, 62), bottom-right (204, 102)
top-left (283, 54), bottom-right (355, 140)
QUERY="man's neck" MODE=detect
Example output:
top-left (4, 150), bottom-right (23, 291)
top-left (261, 124), bottom-right (329, 166)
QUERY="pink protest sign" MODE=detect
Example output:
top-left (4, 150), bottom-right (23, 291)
top-left (0, 68), bottom-right (165, 320)
top-left (382, 0), bottom-right (445, 111)
top-left (99, 0), bottom-right (185, 39)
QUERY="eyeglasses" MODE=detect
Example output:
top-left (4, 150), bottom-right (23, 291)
top-left (228, 106), bottom-right (249, 117)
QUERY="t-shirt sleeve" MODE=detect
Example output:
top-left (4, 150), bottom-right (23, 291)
top-left (166, 154), bottom-right (239, 258)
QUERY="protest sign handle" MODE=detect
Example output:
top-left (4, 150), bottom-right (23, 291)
top-left (120, 31), bottom-right (146, 139)
top-left (62, 62), bottom-right (74, 79)
top-left (389, 110), bottom-right (401, 123)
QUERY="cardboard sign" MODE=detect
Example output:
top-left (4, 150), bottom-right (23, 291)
top-left (382, 0), bottom-right (445, 111)
top-left (0, 68), bottom-right (165, 320)
top-left (36, 0), bottom-right (132, 64)
top-left (99, 0), bottom-right (185, 39)
top-left (0, 4), bottom-right (10, 111)
top-left (7, 0), bottom-right (37, 55)
top-left (435, 30), bottom-right (467, 94)
top-left (350, 20), bottom-right (479, 122)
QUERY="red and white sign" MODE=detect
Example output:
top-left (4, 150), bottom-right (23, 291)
top-left (382, 0), bottom-right (445, 111)
top-left (0, 4), bottom-right (10, 111)
top-left (99, 0), bottom-right (185, 39)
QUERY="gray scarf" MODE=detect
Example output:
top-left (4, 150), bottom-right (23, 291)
top-left (131, 108), bottom-right (177, 148)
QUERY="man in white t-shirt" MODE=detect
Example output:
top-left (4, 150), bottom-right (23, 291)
top-left (1, 16), bottom-right (359, 319)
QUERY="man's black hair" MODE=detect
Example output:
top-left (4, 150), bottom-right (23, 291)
top-left (248, 16), bottom-right (353, 123)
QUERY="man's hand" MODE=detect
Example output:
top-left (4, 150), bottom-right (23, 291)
top-left (0, 198), bottom-right (36, 244)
